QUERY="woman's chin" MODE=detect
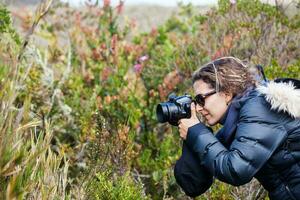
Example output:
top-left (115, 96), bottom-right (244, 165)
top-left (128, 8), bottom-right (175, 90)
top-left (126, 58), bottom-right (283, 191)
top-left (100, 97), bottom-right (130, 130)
top-left (207, 121), bottom-right (217, 126)
top-left (206, 117), bottom-right (218, 126)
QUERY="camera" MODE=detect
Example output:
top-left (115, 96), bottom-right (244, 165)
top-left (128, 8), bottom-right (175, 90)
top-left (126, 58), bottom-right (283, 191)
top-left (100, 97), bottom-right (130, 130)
top-left (156, 94), bottom-right (193, 126)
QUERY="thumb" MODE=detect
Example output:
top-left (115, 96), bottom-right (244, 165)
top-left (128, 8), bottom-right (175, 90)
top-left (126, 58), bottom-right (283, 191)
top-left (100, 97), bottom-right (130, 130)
top-left (190, 102), bottom-right (197, 118)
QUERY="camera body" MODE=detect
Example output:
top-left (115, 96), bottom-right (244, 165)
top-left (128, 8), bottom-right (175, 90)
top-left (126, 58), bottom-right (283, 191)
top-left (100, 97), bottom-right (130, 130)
top-left (156, 94), bottom-right (193, 126)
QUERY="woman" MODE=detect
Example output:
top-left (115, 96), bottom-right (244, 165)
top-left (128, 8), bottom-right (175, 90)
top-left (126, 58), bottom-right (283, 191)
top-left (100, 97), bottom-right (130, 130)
top-left (175, 57), bottom-right (300, 199)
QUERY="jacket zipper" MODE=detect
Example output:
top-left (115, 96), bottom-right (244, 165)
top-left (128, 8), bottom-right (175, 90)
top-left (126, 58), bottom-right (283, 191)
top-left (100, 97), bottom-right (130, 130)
top-left (285, 184), bottom-right (296, 200)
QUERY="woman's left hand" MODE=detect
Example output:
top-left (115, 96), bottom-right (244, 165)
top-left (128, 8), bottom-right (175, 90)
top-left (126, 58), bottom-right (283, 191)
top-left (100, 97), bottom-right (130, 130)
top-left (178, 102), bottom-right (200, 140)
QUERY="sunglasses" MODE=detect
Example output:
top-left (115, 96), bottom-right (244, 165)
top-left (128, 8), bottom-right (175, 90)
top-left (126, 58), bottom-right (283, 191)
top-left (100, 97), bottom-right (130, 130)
top-left (194, 90), bottom-right (216, 107)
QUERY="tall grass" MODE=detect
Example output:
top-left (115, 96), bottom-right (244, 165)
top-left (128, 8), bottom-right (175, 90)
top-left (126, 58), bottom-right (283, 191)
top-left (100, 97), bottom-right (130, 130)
top-left (0, 1), bottom-right (69, 199)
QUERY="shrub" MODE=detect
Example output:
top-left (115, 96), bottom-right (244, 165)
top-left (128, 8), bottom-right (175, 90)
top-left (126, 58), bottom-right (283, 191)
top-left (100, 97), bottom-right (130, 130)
top-left (86, 170), bottom-right (149, 200)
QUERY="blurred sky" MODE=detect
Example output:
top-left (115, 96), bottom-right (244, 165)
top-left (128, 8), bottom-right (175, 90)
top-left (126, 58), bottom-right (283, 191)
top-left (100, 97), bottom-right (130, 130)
top-left (61, 0), bottom-right (219, 7)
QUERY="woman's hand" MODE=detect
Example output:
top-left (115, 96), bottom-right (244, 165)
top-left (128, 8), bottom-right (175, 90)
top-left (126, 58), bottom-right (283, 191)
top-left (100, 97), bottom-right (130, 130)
top-left (178, 102), bottom-right (200, 140)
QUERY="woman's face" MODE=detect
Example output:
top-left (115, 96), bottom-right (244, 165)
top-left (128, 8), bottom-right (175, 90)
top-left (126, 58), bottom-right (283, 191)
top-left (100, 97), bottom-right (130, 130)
top-left (193, 79), bottom-right (232, 126)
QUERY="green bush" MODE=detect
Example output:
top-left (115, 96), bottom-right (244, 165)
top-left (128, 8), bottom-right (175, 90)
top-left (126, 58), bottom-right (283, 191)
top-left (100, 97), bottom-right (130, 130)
top-left (86, 171), bottom-right (149, 200)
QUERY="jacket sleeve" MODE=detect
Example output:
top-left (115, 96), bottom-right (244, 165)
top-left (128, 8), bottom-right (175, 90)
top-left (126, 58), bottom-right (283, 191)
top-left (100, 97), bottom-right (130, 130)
top-left (174, 142), bottom-right (213, 197)
top-left (185, 97), bottom-right (287, 186)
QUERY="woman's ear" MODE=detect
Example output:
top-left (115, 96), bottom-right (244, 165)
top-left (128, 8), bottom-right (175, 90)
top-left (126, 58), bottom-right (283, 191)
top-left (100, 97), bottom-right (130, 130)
top-left (224, 92), bottom-right (233, 105)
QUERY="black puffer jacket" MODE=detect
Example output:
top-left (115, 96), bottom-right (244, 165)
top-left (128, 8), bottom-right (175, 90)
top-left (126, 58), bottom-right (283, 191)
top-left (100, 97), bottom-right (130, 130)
top-left (175, 81), bottom-right (300, 199)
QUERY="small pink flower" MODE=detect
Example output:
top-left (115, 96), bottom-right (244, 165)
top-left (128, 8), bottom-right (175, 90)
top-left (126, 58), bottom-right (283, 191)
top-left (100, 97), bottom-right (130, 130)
top-left (138, 55), bottom-right (149, 63)
top-left (134, 64), bottom-right (142, 73)
top-left (116, 1), bottom-right (124, 14)
top-left (230, 0), bottom-right (236, 4)
top-left (104, 0), bottom-right (110, 7)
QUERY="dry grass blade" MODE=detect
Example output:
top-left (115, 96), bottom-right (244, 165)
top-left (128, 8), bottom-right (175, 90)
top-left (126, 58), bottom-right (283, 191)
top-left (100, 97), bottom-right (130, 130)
top-left (15, 120), bottom-right (42, 133)
top-left (17, 0), bottom-right (54, 61)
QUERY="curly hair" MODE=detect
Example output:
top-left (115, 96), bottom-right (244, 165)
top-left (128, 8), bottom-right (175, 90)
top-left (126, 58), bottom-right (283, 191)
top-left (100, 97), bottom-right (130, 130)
top-left (192, 57), bottom-right (255, 96)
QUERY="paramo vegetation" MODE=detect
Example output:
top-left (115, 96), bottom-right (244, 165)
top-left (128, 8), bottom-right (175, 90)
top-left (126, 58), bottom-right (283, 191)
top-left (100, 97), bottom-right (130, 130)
top-left (0, 0), bottom-right (299, 199)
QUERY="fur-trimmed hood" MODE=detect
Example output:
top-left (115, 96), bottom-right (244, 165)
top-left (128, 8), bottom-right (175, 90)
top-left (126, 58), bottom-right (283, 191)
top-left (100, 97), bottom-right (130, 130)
top-left (257, 81), bottom-right (300, 118)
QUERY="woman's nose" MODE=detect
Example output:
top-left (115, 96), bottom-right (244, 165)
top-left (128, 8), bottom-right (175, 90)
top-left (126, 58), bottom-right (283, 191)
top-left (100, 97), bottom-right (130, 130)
top-left (196, 104), bottom-right (204, 112)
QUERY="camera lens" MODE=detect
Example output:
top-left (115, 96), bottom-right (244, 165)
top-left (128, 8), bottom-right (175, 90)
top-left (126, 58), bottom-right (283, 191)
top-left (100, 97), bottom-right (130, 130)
top-left (156, 103), bottom-right (180, 123)
top-left (156, 103), bottom-right (169, 123)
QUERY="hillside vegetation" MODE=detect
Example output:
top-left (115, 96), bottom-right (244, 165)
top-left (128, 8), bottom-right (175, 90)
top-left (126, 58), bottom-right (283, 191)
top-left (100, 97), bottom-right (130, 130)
top-left (0, 0), bottom-right (299, 199)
